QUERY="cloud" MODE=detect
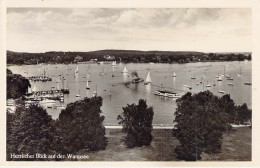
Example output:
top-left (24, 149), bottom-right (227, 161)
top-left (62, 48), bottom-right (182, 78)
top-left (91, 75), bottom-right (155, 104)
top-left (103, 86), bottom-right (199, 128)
top-left (7, 8), bottom-right (251, 52)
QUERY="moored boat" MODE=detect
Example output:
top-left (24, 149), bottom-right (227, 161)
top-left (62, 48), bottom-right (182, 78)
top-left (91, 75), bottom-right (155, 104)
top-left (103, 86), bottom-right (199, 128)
top-left (154, 90), bottom-right (180, 98)
top-left (132, 77), bottom-right (144, 83)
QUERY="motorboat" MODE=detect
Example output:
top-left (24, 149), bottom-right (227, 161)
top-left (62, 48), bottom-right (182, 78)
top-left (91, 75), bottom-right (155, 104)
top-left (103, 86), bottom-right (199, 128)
top-left (154, 90), bottom-right (180, 98)
top-left (132, 78), bottom-right (144, 83)
top-left (182, 85), bottom-right (192, 89)
top-left (218, 90), bottom-right (225, 94)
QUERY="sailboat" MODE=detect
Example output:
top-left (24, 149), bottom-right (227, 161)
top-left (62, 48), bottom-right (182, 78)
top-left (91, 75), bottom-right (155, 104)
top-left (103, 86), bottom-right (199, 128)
top-left (93, 84), bottom-right (97, 97)
top-left (122, 66), bottom-right (128, 73)
top-left (112, 61), bottom-right (116, 66)
top-left (173, 72), bottom-right (176, 77)
top-left (99, 68), bottom-right (105, 76)
top-left (66, 65), bottom-right (69, 75)
top-left (144, 71), bottom-right (152, 85)
top-left (108, 88), bottom-right (112, 96)
top-left (43, 67), bottom-right (46, 76)
top-left (76, 89), bottom-right (81, 97)
top-left (56, 80), bottom-right (60, 90)
top-left (244, 77), bottom-right (252, 85)
top-left (75, 65), bottom-right (79, 74)
top-left (206, 81), bottom-right (211, 88)
top-left (217, 76), bottom-right (222, 81)
top-left (27, 85), bottom-right (32, 94)
top-left (86, 79), bottom-right (90, 90)
top-left (237, 67), bottom-right (242, 77)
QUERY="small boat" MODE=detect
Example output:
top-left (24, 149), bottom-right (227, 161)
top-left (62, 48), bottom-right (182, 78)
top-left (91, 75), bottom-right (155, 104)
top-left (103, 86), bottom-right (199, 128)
top-left (86, 79), bottom-right (90, 90)
top-left (217, 76), bottom-right (222, 81)
top-left (228, 83), bottom-right (234, 86)
top-left (122, 66), bottom-right (128, 73)
top-left (76, 89), bottom-right (81, 97)
top-left (154, 90), bottom-right (180, 98)
top-left (39, 99), bottom-right (56, 104)
top-left (75, 65), bottom-right (79, 75)
top-left (99, 68), bottom-right (105, 76)
top-left (56, 104), bottom-right (66, 110)
top-left (112, 61), bottom-right (116, 66)
top-left (218, 90), bottom-right (225, 94)
top-left (173, 72), bottom-right (176, 77)
top-left (93, 91), bottom-right (97, 97)
top-left (244, 77), bottom-right (252, 85)
top-left (237, 67), bottom-right (242, 77)
top-left (132, 78), bottom-right (144, 83)
top-left (226, 77), bottom-right (234, 80)
top-left (61, 88), bottom-right (70, 94)
top-left (183, 85), bottom-right (192, 89)
top-left (99, 72), bottom-right (105, 76)
top-left (144, 71), bottom-right (152, 85)
top-left (108, 88), bottom-right (111, 96)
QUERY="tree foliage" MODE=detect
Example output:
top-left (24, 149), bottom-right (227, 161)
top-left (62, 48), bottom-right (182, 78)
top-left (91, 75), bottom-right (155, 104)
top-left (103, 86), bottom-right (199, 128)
top-left (7, 69), bottom-right (30, 99)
top-left (117, 99), bottom-right (154, 148)
top-left (57, 96), bottom-right (107, 154)
top-left (172, 91), bottom-right (233, 161)
top-left (7, 101), bottom-right (55, 160)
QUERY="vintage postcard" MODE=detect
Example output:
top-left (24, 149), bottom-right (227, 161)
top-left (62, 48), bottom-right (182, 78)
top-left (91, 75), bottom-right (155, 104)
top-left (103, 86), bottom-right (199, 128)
top-left (1, 0), bottom-right (260, 167)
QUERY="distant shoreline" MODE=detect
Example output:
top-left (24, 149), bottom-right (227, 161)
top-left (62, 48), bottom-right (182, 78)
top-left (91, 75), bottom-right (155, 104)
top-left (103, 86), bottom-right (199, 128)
top-left (7, 59), bottom-right (251, 67)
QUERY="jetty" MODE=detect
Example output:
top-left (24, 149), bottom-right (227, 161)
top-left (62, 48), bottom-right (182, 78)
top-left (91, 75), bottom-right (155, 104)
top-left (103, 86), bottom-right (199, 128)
top-left (28, 76), bottom-right (52, 82)
top-left (25, 89), bottom-right (64, 101)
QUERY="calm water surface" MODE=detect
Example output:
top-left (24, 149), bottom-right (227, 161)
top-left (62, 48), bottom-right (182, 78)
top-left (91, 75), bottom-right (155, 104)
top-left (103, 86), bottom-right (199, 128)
top-left (8, 61), bottom-right (252, 125)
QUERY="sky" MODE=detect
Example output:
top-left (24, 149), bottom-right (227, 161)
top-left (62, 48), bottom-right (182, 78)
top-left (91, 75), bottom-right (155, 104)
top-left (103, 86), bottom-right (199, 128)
top-left (7, 8), bottom-right (251, 53)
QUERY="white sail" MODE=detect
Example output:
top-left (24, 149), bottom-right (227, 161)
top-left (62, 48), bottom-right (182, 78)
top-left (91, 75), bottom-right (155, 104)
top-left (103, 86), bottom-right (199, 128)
top-left (86, 79), bottom-right (90, 89)
top-left (32, 84), bottom-right (36, 92)
top-left (123, 66), bottom-right (128, 73)
top-left (43, 67), bottom-right (46, 76)
top-left (75, 65), bottom-right (79, 74)
top-left (173, 72), bottom-right (176, 77)
top-left (145, 71), bottom-right (152, 83)
top-left (57, 81), bottom-right (60, 90)
top-left (112, 61), bottom-right (116, 66)
top-left (28, 86), bottom-right (32, 94)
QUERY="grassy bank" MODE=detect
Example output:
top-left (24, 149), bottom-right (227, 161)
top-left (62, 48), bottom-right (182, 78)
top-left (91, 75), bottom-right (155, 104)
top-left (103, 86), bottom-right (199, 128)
top-left (75, 127), bottom-right (251, 161)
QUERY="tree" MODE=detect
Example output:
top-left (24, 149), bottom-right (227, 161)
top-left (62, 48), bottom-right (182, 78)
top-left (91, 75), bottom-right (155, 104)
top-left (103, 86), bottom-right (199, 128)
top-left (236, 103), bottom-right (252, 125)
top-left (57, 96), bottom-right (107, 154)
top-left (172, 91), bottom-right (231, 161)
top-left (117, 99), bottom-right (154, 148)
top-left (7, 69), bottom-right (30, 99)
top-left (7, 101), bottom-right (55, 161)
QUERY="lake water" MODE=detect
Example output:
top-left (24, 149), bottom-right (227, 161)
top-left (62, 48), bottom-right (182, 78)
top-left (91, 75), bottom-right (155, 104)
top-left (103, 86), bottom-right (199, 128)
top-left (8, 61), bottom-right (252, 125)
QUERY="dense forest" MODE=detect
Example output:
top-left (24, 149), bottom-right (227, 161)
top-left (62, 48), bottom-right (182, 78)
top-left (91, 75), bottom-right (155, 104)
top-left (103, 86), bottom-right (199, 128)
top-left (7, 50), bottom-right (251, 65)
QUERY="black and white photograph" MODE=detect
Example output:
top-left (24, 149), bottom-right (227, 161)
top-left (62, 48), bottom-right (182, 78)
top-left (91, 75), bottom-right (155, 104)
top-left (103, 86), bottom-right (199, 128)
top-left (5, 7), bottom-right (252, 162)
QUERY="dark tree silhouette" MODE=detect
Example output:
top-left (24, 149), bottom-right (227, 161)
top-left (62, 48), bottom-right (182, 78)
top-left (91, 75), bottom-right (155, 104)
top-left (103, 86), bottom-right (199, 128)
top-left (172, 91), bottom-right (232, 161)
top-left (117, 99), bottom-right (154, 148)
top-left (7, 101), bottom-right (55, 161)
top-left (7, 69), bottom-right (30, 99)
top-left (57, 96), bottom-right (107, 154)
